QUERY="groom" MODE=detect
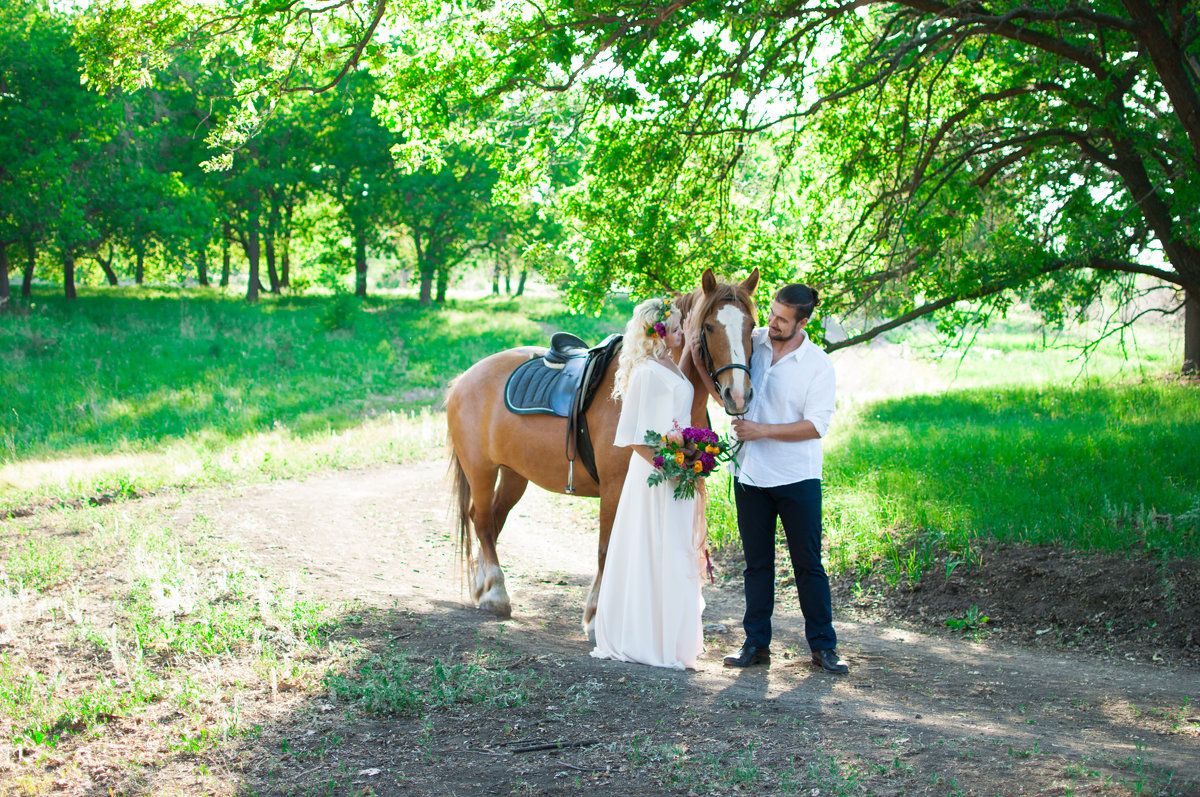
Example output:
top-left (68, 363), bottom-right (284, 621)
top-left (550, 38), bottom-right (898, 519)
top-left (717, 283), bottom-right (848, 674)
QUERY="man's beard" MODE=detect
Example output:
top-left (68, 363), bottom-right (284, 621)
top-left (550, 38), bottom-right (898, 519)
top-left (769, 326), bottom-right (797, 342)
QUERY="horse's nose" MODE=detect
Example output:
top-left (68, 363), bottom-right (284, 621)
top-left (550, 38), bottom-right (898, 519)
top-left (724, 382), bottom-right (751, 415)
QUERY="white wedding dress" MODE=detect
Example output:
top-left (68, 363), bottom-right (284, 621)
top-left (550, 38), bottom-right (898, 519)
top-left (591, 359), bottom-right (705, 670)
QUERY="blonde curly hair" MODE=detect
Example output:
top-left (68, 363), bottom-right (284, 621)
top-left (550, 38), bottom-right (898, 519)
top-left (612, 297), bottom-right (680, 399)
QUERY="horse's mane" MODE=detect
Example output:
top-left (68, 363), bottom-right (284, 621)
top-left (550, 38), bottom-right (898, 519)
top-left (676, 277), bottom-right (759, 341)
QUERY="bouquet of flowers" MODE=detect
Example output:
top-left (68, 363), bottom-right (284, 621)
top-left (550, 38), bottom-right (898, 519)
top-left (644, 423), bottom-right (731, 500)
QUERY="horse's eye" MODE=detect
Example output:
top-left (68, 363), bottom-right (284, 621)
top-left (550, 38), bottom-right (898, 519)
top-left (704, 324), bottom-right (714, 333)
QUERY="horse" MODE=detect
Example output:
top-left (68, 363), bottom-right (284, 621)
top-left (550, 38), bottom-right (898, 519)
top-left (446, 267), bottom-right (760, 637)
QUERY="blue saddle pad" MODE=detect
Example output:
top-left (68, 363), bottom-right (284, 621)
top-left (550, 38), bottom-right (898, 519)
top-left (504, 354), bottom-right (588, 417)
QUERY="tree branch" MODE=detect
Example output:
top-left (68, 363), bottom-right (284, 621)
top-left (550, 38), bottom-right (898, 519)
top-left (823, 256), bottom-right (1157, 353)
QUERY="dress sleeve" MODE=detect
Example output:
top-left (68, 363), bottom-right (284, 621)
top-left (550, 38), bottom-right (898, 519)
top-left (613, 364), bottom-right (676, 447)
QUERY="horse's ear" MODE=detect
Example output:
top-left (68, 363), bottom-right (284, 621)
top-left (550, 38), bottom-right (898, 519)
top-left (701, 268), bottom-right (717, 294)
top-left (741, 268), bottom-right (760, 296)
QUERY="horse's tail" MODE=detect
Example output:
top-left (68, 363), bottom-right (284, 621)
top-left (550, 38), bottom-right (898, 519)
top-left (449, 447), bottom-right (473, 567)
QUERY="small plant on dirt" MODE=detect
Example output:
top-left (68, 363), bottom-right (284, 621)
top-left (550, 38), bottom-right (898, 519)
top-left (325, 642), bottom-right (531, 716)
top-left (945, 605), bottom-right (990, 632)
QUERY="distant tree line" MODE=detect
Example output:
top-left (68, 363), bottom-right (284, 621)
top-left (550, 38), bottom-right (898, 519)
top-left (0, 0), bottom-right (566, 308)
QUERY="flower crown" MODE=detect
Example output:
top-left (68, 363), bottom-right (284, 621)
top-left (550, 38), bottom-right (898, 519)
top-left (646, 300), bottom-right (675, 339)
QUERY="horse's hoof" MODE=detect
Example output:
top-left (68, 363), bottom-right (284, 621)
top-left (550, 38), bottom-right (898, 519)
top-left (478, 596), bottom-right (512, 618)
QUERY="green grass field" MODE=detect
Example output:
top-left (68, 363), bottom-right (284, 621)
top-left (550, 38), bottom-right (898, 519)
top-left (0, 286), bottom-right (631, 512)
top-left (3, 284), bottom-right (1198, 564)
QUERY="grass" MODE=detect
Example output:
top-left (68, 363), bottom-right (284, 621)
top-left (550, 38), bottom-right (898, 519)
top-left (824, 381), bottom-right (1200, 557)
top-left (0, 285), bottom-right (631, 513)
top-left (324, 642), bottom-right (533, 716)
top-left (702, 306), bottom-right (1199, 584)
top-left (0, 501), bottom-right (346, 755)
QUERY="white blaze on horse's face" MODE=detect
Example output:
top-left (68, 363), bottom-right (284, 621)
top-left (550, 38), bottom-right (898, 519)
top-left (715, 303), bottom-right (752, 413)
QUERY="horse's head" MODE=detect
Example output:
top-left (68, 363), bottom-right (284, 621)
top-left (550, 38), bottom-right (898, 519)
top-left (682, 267), bottom-right (760, 416)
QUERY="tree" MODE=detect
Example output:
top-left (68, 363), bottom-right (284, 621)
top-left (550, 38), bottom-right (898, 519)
top-left (789, 2), bottom-right (1200, 372)
top-left (394, 146), bottom-right (505, 305)
top-left (0, 0), bottom-right (109, 301)
top-left (313, 71), bottom-right (403, 298)
top-left (77, 1), bottom-right (1200, 372)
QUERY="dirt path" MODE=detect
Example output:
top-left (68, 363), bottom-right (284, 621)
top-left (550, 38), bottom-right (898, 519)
top-left (166, 458), bottom-right (1200, 796)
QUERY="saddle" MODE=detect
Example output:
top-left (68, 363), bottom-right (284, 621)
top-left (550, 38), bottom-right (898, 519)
top-left (504, 332), bottom-right (623, 492)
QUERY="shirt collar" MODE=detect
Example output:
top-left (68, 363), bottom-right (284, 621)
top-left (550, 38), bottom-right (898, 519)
top-left (754, 327), bottom-right (810, 365)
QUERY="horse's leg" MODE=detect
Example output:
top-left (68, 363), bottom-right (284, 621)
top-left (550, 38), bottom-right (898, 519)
top-left (582, 485), bottom-right (619, 642)
top-left (451, 448), bottom-right (504, 614)
top-left (470, 467), bottom-right (528, 615)
top-left (491, 466), bottom-right (529, 542)
top-left (463, 463), bottom-right (525, 612)
top-left (464, 467), bottom-right (512, 617)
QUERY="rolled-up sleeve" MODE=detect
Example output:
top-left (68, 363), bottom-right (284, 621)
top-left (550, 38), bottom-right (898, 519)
top-left (804, 362), bottom-right (836, 438)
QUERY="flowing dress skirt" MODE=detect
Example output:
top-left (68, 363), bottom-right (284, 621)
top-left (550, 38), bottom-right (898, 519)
top-left (591, 361), bottom-right (705, 669)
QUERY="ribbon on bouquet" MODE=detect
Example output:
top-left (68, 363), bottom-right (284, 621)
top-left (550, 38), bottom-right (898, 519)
top-left (694, 479), bottom-right (715, 585)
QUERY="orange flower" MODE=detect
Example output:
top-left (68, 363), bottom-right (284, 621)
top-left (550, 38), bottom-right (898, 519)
top-left (674, 451), bottom-right (686, 465)
top-left (692, 461), bottom-right (703, 473)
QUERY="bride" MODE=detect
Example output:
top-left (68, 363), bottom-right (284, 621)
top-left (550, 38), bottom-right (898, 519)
top-left (590, 297), bottom-right (706, 670)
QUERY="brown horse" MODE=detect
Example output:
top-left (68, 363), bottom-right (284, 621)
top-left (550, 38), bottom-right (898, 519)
top-left (446, 268), bottom-right (760, 636)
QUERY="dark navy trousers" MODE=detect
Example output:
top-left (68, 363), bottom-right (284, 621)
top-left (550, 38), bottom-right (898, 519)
top-left (734, 477), bottom-right (837, 652)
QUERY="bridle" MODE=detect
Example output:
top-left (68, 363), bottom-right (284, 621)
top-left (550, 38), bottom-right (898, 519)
top-left (697, 294), bottom-right (752, 398)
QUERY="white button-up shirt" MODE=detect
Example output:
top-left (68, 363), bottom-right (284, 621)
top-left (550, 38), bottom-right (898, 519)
top-left (733, 327), bottom-right (836, 487)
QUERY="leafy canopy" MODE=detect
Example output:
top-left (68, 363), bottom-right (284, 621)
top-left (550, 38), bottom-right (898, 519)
top-left (77, 1), bottom-right (1200, 351)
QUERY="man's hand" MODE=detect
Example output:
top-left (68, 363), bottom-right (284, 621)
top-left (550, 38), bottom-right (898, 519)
top-left (730, 419), bottom-right (768, 441)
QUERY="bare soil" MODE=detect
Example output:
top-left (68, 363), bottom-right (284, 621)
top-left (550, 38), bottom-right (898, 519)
top-left (58, 457), bottom-right (1193, 796)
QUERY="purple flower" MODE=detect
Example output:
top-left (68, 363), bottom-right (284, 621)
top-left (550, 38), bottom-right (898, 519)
top-left (700, 452), bottom-right (716, 471)
top-left (653, 322), bottom-right (667, 338)
top-left (653, 455), bottom-right (665, 468)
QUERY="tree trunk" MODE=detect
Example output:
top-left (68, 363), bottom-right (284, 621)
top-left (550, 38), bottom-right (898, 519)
top-left (197, 244), bottom-right (209, 287)
top-left (281, 203), bottom-right (292, 288)
top-left (505, 262), bottom-right (512, 295)
top-left (515, 269), bottom-right (527, 297)
top-left (1184, 290), bottom-right (1199, 376)
top-left (97, 245), bottom-right (120, 286)
top-left (221, 220), bottom-right (232, 287)
top-left (354, 226), bottom-right (369, 298)
top-left (415, 232), bottom-right (433, 307)
top-left (63, 249), bottom-right (77, 300)
top-left (135, 242), bottom-right (145, 285)
top-left (492, 253), bottom-right (501, 296)
top-left (22, 238), bottom-right (36, 297)
top-left (264, 234), bottom-right (280, 293)
top-left (244, 213), bottom-right (261, 304)
top-left (419, 268), bottom-right (434, 306)
top-left (0, 242), bottom-right (10, 311)
top-left (435, 268), bottom-right (448, 304)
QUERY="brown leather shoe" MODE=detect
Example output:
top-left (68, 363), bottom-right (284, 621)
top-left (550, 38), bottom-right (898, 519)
top-left (811, 648), bottom-right (849, 674)
top-left (723, 642), bottom-right (770, 668)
